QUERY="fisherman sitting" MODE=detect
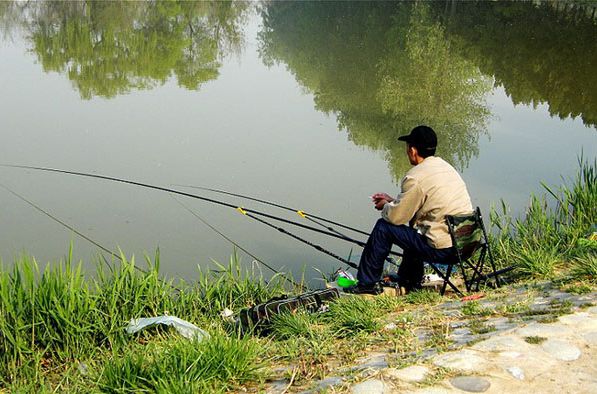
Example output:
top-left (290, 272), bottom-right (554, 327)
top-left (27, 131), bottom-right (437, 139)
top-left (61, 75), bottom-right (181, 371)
top-left (345, 125), bottom-right (473, 295)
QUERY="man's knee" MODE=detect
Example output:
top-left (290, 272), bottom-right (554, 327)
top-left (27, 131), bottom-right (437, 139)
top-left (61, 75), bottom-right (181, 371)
top-left (372, 219), bottom-right (408, 237)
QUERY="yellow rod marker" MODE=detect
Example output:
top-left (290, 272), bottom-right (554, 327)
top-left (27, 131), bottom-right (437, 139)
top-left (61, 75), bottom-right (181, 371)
top-left (237, 207), bottom-right (247, 215)
top-left (296, 210), bottom-right (307, 218)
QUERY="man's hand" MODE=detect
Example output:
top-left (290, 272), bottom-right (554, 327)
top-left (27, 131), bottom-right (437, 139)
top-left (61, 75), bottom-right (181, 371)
top-left (371, 193), bottom-right (394, 210)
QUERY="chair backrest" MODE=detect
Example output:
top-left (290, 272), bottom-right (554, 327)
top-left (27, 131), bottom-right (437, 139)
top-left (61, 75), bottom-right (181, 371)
top-left (446, 209), bottom-right (484, 261)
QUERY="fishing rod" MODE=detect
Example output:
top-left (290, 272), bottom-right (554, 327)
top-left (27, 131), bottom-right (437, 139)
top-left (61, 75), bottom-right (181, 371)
top-left (0, 165), bottom-right (370, 249)
top-left (174, 183), bottom-right (371, 237)
top-left (175, 183), bottom-right (403, 264)
top-left (1, 165), bottom-right (386, 252)
top-left (172, 197), bottom-right (308, 290)
top-left (0, 164), bottom-right (401, 269)
top-left (1, 179), bottom-right (302, 290)
top-left (237, 207), bottom-right (359, 270)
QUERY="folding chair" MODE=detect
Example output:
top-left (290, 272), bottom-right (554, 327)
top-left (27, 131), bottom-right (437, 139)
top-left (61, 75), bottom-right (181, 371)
top-left (427, 207), bottom-right (503, 296)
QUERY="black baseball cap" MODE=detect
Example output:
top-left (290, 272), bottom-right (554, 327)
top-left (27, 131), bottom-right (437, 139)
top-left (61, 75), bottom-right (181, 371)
top-left (398, 125), bottom-right (437, 151)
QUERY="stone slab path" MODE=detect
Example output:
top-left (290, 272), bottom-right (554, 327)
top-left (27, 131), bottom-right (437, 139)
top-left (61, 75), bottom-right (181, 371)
top-left (352, 289), bottom-right (597, 394)
top-left (270, 283), bottom-right (597, 394)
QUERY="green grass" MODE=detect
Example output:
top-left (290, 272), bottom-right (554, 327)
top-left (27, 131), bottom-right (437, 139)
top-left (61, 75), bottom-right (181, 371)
top-left (490, 156), bottom-right (596, 279)
top-left (99, 334), bottom-right (267, 393)
top-left (323, 296), bottom-right (380, 337)
top-left (524, 336), bottom-right (547, 345)
top-left (461, 300), bottom-right (494, 316)
top-left (0, 250), bottom-right (286, 392)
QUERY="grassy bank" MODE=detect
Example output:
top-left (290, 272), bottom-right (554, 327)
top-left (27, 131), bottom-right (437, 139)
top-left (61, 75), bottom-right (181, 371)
top-left (0, 158), bottom-right (595, 392)
top-left (490, 156), bottom-right (596, 283)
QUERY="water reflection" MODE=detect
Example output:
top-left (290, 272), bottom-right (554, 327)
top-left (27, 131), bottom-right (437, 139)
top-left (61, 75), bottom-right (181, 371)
top-left (432, 1), bottom-right (597, 128)
top-left (259, 2), bottom-right (492, 180)
top-left (3, 0), bottom-right (249, 99)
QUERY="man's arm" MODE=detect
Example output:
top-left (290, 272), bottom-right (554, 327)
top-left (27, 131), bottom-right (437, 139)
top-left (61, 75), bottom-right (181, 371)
top-left (381, 176), bottom-right (424, 225)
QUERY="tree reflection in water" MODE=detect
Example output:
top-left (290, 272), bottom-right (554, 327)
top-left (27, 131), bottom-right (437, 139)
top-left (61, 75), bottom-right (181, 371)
top-left (259, 2), bottom-right (492, 179)
top-left (9, 1), bottom-right (249, 99)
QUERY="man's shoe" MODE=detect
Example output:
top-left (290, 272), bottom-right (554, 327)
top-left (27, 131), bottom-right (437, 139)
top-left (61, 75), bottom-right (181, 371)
top-left (343, 282), bottom-right (383, 295)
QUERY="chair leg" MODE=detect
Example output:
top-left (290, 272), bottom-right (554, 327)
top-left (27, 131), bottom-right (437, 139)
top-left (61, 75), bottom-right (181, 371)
top-left (429, 263), bottom-right (463, 297)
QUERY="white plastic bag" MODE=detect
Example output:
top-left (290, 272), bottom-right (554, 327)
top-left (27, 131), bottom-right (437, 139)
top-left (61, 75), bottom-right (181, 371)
top-left (126, 316), bottom-right (210, 341)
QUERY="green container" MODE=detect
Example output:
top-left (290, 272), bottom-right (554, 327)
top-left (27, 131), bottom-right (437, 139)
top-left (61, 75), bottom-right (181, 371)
top-left (337, 276), bottom-right (357, 288)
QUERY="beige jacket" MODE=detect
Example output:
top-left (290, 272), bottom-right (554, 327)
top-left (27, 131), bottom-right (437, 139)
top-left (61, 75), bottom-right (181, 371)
top-left (381, 156), bottom-right (473, 249)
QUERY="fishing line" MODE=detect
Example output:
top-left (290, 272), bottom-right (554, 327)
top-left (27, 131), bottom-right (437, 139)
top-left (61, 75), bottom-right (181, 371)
top-left (0, 164), bottom-right (371, 249)
top-left (175, 184), bottom-right (403, 264)
top-left (238, 208), bottom-right (360, 270)
top-left (0, 182), bottom-right (160, 279)
top-left (174, 183), bottom-right (371, 237)
top-left (172, 196), bottom-right (308, 290)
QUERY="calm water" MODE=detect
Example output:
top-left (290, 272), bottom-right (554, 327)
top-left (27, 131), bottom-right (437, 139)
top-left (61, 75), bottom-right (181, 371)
top-left (0, 1), bottom-right (595, 281)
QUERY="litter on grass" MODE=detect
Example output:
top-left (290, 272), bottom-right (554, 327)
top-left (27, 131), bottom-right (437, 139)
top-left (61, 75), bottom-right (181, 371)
top-left (126, 316), bottom-right (210, 341)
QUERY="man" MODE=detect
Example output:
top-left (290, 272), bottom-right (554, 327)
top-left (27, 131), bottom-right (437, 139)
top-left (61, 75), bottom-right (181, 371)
top-left (346, 125), bottom-right (473, 295)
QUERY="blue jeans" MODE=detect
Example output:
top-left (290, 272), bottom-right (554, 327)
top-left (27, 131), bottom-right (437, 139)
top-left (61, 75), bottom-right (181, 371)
top-left (357, 219), bottom-right (456, 289)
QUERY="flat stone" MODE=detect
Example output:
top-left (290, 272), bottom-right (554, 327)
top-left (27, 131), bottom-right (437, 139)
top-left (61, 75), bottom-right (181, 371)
top-left (541, 339), bottom-right (581, 361)
top-left (408, 389), bottom-right (452, 394)
top-left (506, 366), bottom-right (525, 380)
top-left (267, 379), bottom-right (287, 393)
top-left (351, 379), bottom-right (386, 394)
top-left (515, 322), bottom-right (572, 337)
top-left (450, 321), bottom-right (467, 329)
top-left (532, 297), bottom-right (549, 305)
top-left (586, 306), bottom-right (597, 315)
top-left (307, 376), bottom-right (343, 393)
top-left (385, 365), bottom-right (430, 382)
top-left (449, 376), bottom-right (491, 392)
top-left (432, 349), bottom-right (488, 373)
top-left (451, 334), bottom-right (476, 346)
top-left (498, 351), bottom-right (522, 359)
top-left (472, 335), bottom-right (529, 352)
top-left (548, 291), bottom-right (574, 301)
top-left (582, 331), bottom-right (597, 345)
top-left (486, 317), bottom-right (515, 332)
top-left (452, 327), bottom-right (472, 336)
top-left (558, 312), bottom-right (597, 331)
top-left (350, 354), bottom-right (388, 371)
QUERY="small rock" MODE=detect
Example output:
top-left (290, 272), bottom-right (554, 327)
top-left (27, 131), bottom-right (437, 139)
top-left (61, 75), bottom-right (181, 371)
top-left (506, 366), bottom-right (525, 380)
top-left (384, 322), bottom-right (398, 331)
top-left (384, 365), bottom-right (430, 382)
top-left (541, 339), bottom-right (581, 361)
top-left (351, 379), bottom-right (386, 394)
top-left (586, 306), bottom-right (597, 315)
top-left (449, 376), bottom-right (491, 392)
top-left (77, 362), bottom-right (89, 375)
top-left (433, 349), bottom-right (488, 373)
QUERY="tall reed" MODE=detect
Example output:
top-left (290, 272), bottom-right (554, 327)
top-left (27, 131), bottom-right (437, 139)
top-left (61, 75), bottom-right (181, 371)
top-left (490, 156), bottom-right (596, 279)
